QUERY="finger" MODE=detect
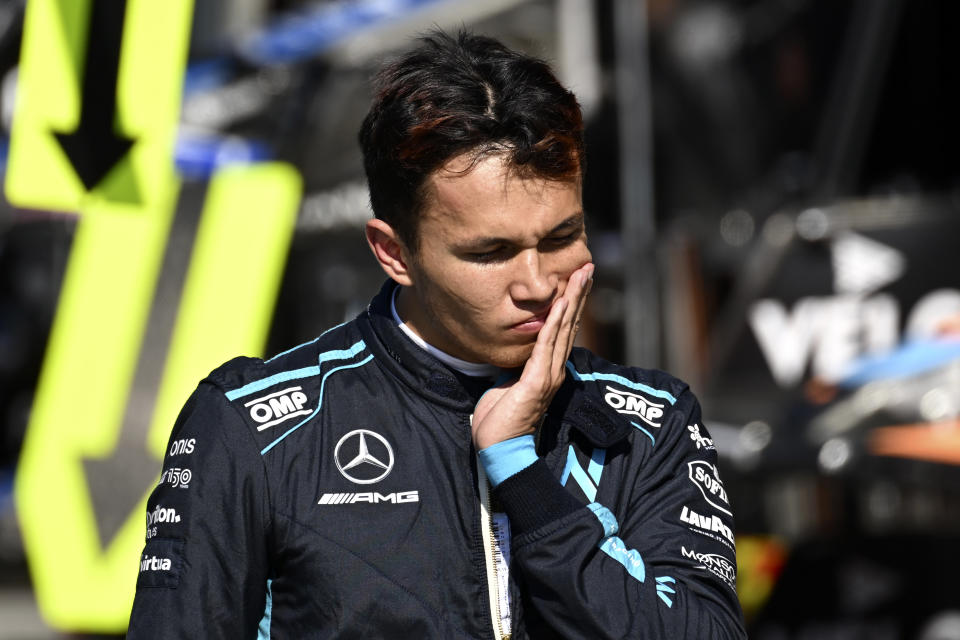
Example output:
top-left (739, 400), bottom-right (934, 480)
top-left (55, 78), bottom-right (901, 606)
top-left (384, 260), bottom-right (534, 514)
top-left (523, 297), bottom-right (567, 381)
top-left (553, 265), bottom-right (592, 371)
top-left (556, 267), bottom-right (585, 348)
top-left (550, 267), bottom-right (585, 361)
top-left (566, 264), bottom-right (594, 353)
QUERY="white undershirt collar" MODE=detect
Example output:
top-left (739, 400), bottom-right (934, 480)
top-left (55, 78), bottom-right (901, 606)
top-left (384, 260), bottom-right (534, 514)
top-left (391, 286), bottom-right (500, 378)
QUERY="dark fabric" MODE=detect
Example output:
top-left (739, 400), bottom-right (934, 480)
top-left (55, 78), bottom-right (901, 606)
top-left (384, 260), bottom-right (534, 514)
top-left (127, 279), bottom-right (746, 639)
top-left (494, 460), bottom-right (582, 536)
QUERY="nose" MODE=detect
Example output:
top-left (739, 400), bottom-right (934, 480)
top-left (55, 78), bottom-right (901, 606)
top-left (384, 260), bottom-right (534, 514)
top-left (510, 249), bottom-right (557, 307)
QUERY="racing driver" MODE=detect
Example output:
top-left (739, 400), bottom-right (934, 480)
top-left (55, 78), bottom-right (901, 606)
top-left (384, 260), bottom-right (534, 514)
top-left (127, 30), bottom-right (746, 639)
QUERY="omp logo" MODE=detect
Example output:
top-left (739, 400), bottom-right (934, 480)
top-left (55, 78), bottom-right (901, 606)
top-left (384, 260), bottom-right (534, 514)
top-left (680, 505), bottom-right (735, 546)
top-left (317, 491), bottom-right (419, 505)
top-left (140, 555), bottom-right (172, 572)
top-left (687, 424), bottom-right (715, 450)
top-left (159, 467), bottom-right (191, 489)
top-left (603, 386), bottom-right (664, 428)
top-left (245, 386), bottom-right (311, 431)
top-left (146, 505), bottom-right (181, 526)
top-left (681, 546), bottom-right (736, 590)
top-left (688, 461), bottom-right (731, 516)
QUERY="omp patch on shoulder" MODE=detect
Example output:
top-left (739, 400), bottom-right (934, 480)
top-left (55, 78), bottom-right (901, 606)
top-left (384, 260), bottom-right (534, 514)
top-left (602, 385), bottom-right (667, 429)
top-left (136, 538), bottom-right (185, 588)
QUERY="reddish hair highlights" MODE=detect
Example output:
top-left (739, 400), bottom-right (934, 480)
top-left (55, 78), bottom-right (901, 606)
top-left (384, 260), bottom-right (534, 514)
top-left (359, 30), bottom-right (584, 250)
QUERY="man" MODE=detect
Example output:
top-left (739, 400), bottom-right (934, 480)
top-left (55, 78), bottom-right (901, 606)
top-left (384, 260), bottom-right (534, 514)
top-left (128, 31), bottom-right (746, 639)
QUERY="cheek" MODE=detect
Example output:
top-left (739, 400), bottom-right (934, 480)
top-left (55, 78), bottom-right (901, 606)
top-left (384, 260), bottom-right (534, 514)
top-left (435, 265), bottom-right (504, 316)
top-left (559, 241), bottom-right (593, 277)
top-left (457, 273), bottom-right (510, 314)
top-left (550, 242), bottom-right (592, 295)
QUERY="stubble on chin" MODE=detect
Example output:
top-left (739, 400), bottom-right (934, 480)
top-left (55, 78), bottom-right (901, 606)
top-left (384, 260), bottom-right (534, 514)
top-left (483, 342), bottom-right (537, 370)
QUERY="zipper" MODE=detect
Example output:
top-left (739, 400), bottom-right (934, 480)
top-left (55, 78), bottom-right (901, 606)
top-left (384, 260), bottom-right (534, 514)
top-left (478, 461), bottom-right (511, 640)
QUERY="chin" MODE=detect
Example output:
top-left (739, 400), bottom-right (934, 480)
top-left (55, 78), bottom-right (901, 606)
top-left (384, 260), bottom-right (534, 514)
top-left (483, 343), bottom-right (536, 370)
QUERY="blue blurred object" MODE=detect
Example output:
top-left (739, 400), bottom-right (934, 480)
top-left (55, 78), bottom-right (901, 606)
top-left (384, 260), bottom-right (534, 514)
top-left (239, 0), bottom-right (447, 65)
top-left (0, 467), bottom-right (12, 516)
top-left (839, 337), bottom-right (960, 387)
top-left (0, 136), bottom-right (9, 175)
top-left (174, 133), bottom-right (273, 179)
top-left (183, 57), bottom-right (235, 97)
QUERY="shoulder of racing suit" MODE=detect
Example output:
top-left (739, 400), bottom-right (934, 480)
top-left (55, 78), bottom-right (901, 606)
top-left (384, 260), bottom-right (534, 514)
top-left (197, 317), bottom-right (372, 451)
top-left (552, 347), bottom-right (692, 450)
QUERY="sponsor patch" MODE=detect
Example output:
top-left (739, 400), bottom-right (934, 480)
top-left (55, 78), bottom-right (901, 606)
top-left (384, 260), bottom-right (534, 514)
top-left (317, 490), bottom-right (419, 505)
top-left (244, 386), bottom-right (312, 431)
top-left (334, 429), bottom-right (394, 485)
top-left (682, 545), bottom-right (737, 591)
top-left (145, 504), bottom-right (182, 540)
top-left (160, 467), bottom-right (193, 489)
top-left (168, 438), bottom-right (195, 456)
top-left (687, 424), bottom-right (715, 451)
top-left (603, 386), bottom-right (665, 428)
top-left (137, 538), bottom-right (184, 588)
top-left (688, 460), bottom-right (731, 516)
top-left (159, 467), bottom-right (192, 489)
top-left (680, 504), bottom-right (735, 548)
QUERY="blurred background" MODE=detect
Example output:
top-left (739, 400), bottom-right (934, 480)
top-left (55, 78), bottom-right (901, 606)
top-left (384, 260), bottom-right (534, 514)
top-left (1, 0), bottom-right (959, 637)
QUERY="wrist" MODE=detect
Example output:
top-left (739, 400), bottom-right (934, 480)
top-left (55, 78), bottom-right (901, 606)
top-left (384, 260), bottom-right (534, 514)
top-left (478, 434), bottom-right (538, 487)
top-left (475, 430), bottom-right (529, 451)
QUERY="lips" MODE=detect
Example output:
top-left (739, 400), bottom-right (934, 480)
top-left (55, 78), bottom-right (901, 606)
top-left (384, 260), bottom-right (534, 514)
top-left (509, 309), bottom-right (551, 333)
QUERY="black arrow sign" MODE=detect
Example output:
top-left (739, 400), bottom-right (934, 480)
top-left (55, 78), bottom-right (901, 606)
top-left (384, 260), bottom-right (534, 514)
top-left (54, 0), bottom-right (136, 191)
top-left (81, 183), bottom-right (207, 548)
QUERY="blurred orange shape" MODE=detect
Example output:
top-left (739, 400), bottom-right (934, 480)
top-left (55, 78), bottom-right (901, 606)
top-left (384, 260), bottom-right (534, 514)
top-left (869, 420), bottom-right (960, 465)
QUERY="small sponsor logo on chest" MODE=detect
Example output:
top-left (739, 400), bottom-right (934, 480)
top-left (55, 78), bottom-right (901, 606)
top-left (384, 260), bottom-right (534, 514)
top-left (317, 491), bottom-right (419, 505)
top-left (317, 429), bottom-right (419, 505)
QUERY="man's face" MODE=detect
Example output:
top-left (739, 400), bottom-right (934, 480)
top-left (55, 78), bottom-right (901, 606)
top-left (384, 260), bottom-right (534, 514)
top-left (397, 153), bottom-right (592, 368)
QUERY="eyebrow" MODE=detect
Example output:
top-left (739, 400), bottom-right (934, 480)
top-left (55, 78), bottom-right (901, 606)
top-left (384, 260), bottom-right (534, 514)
top-left (455, 212), bottom-right (585, 251)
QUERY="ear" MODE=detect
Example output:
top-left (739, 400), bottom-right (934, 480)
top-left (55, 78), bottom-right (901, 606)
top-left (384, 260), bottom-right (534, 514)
top-left (365, 218), bottom-right (414, 286)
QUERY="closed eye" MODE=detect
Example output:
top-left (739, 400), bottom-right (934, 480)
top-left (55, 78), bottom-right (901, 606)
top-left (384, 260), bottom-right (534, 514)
top-left (542, 229), bottom-right (582, 250)
top-left (466, 246), bottom-right (513, 263)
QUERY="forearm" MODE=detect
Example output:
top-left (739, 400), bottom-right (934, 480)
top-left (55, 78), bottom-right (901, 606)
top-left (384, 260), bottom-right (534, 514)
top-left (479, 438), bottom-right (745, 639)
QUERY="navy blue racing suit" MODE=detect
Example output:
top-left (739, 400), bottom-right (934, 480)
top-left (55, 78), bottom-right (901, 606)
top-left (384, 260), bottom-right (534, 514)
top-left (127, 280), bottom-right (746, 639)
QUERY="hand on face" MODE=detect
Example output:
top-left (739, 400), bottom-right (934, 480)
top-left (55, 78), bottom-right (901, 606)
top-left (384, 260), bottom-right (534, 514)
top-left (471, 261), bottom-right (594, 450)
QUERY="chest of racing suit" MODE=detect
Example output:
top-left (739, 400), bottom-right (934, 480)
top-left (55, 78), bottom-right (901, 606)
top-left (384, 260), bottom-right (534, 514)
top-left (127, 281), bottom-right (746, 639)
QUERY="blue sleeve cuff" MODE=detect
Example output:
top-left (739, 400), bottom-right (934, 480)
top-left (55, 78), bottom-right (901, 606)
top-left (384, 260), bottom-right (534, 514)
top-left (478, 435), bottom-right (538, 488)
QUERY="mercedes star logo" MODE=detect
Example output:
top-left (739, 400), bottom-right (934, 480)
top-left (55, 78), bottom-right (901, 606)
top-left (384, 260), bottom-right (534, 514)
top-left (334, 429), bottom-right (395, 484)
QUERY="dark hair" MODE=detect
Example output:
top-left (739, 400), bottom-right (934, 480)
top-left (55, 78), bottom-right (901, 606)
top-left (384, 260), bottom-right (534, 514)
top-left (359, 30), bottom-right (584, 251)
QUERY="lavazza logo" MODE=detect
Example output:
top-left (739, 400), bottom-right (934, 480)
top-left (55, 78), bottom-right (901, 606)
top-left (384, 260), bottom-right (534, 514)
top-left (680, 504), bottom-right (735, 547)
top-left (245, 386), bottom-right (312, 431)
top-left (603, 385), bottom-right (664, 428)
top-left (318, 429), bottom-right (419, 505)
top-left (688, 460), bottom-right (731, 516)
top-left (682, 546), bottom-right (737, 590)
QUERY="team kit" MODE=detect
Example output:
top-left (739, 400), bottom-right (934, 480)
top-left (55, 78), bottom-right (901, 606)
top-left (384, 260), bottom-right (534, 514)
top-left (130, 281), bottom-right (744, 638)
